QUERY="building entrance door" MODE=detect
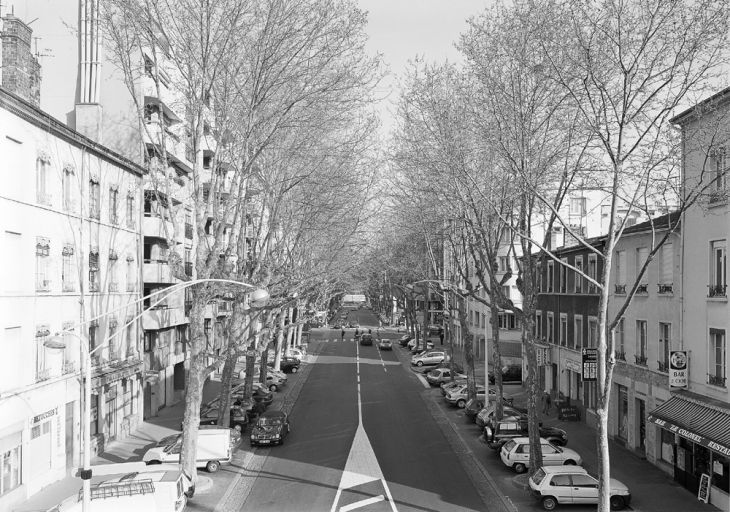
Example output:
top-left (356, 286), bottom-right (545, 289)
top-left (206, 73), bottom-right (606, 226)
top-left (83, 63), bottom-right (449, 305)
top-left (636, 398), bottom-right (646, 451)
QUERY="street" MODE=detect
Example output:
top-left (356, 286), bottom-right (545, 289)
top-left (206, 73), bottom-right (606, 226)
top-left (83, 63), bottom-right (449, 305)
top-left (240, 308), bottom-right (488, 511)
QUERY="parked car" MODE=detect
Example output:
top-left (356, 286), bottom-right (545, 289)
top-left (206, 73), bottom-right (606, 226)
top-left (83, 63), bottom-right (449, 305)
top-left (286, 348), bottom-right (304, 362)
top-left (484, 416), bottom-right (568, 450)
top-left (377, 338), bottom-right (393, 350)
top-left (426, 367), bottom-right (466, 386)
top-left (144, 427), bottom-right (232, 473)
top-left (529, 466), bottom-right (631, 510)
top-left (464, 397), bottom-right (486, 420)
top-left (440, 379), bottom-right (467, 396)
top-left (250, 410), bottom-right (291, 446)
top-left (500, 437), bottom-right (582, 474)
top-left (199, 405), bottom-right (250, 431)
top-left (444, 384), bottom-right (492, 408)
top-left (360, 333), bottom-right (374, 345)
top-left (476, 404), bottom-right (526, 428)
top-left (277, 357), bottom-right (301, 373)
top-left (489, 365), bottom-right (523, 384)
top-left (411, 350), bottom-right (447, 367)
top-left (251, 382), bottom-right (274, 407)
top-left (398, 334), bottom-right (413, 347)
top-left (407, 338), bottom-right (434, 352)
top-left (155, 427), bottom-right (242, 452)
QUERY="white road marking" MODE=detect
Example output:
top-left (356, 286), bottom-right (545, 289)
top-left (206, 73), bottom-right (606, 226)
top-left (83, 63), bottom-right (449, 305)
top-left (340, 495), bottom-right (385, 511)
top-left (416, 373), bottom-right (430, 389)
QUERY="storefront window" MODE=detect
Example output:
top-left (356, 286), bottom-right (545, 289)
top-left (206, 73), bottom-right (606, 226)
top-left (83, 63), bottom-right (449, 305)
top-left (90, 394), bottom-right (99, 436)
top-left (661, 429), bottom-right (674, 464)
top-left (695, 445), bottom-right (711, 479)
top-left (712, 453), bottom-right (730, 493)
top-left (1, 444), bottom-right (21, 496)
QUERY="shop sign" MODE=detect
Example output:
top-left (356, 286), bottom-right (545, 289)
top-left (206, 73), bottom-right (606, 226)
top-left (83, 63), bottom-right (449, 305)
top-left (698, 473), bottom-right (711, 503)
top-left (582, 348), bottom-right (597, 381)
top-left (669, 350), bottom-right (688, 388)
top-left (536, 344), bottom-right (551, 366)
top-left (564, 358), bottom-right (581, 373)
top-left (32, 407), bottom-right (57, 424)
top-left (648, 415), bottom-right (730, 457)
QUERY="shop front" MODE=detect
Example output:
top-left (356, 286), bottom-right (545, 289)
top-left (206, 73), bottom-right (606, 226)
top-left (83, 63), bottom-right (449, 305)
top-left (648, 393), bottom-right (730, 511)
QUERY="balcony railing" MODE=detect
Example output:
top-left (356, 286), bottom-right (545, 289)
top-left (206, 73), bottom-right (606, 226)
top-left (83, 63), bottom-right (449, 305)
top-left (708, 374), bottom-right (727, 387)
top-left (62, 281), bottom-right (76, 292)
top-left (109, 283), bottom-right (119, 292)
top-left (709, 284), bottom-right (727, 298)
top-left (657, 360), bottom-right (669, 373)
top-left (36, 367), bottom-right (52, 382)
top-left (37, 192), bottom-right (53, 206)
top-left (615, 351), bottom-right (626, 361)
top-left (62, 361), bottom-right (77, 375)
top-left (36, 279), bottom-right (51, 292)
top-left (614, 284), bottom-right (626, 294)
top-left (636, 284), bottom-right (649, 294)
top-left (658, 283), bottom-right (673, 294)
top-left (634, 354), bottom-right (648, 366)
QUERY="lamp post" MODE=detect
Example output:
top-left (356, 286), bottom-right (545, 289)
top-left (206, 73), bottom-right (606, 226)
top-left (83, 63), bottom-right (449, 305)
top-left (47, 277), bottom-right (269, 512)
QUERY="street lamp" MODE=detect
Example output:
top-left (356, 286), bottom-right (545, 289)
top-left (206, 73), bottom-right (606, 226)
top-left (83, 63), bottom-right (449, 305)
top-left (46, 277), bottom-right (268, 512)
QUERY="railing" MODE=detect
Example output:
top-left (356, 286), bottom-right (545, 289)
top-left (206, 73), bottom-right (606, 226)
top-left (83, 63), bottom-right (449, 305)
top-left (36, 367), bottom-right (52, 382)
top-left (127, 216), bottom-right (136, 229)
top-left (657, 360), bottom-right (669, 373)
top-left (708, 374), bottom-right (727, 387)
top-left (636, 284), bottom-right (649, 294)
top-left (85, 479), bottom-right (155, 500)
top-left (634, 354), bottom-right (648, 366)
top-left (63, 281), bottom-right (75, 292)
top-left (615, 351), bottom-right (626, 361)
top-left (62, 361), bottom-right (77, 375)
top-left (614, 284), bottom-right (626, 294)
top-left (110, 212), bottom-right (119, 225)
top-left (709, 284), bottom-right (727, 298)
top-left (658, 283), bottom-right (673, 294)
top-left (37, 192), bottom-right (52, 206)
top-left (90, 206), bottom-right (100, 220)
top-left (109, 283), bottom-right (119, 292)
top-left (90, 281), bottom-right (100, 292)
top-left (36, 279), bottom-right (51, 292)
top-left (709, 190), bottom-right (728, 204)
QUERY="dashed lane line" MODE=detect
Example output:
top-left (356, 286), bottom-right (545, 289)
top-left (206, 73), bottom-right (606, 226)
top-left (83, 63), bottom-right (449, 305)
top-left (340, 495), bottom-right (385, 511)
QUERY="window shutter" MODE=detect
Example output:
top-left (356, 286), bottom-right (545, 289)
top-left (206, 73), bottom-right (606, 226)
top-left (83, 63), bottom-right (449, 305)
top-left (661, 243), bottom-right (673, 283)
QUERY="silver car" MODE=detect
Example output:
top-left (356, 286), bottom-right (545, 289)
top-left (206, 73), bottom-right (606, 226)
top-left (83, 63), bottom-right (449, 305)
top-left (411, 350), bottom-right (447, 367)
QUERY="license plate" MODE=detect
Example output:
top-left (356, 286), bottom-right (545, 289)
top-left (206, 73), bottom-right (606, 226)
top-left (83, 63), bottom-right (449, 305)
top-left (259, 440), bottom-right (270, 444)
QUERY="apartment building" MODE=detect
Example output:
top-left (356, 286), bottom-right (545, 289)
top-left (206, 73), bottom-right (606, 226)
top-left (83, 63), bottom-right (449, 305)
top-left (658, 90), bottom-right (730, 511)
top-left (0, 87), bottom-right (144, 510)
top-left (607, 214), bottom-right (681, 466)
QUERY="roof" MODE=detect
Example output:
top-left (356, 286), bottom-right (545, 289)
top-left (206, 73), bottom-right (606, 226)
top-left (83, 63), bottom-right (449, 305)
top-left (647, 394), bottom-right (730, 453)
top-left (539, 465), bottom-right (588, 475)
top-left (621, 211), bottom-right (681, 236)
top-left (671, 86), bottom-right (730, 126)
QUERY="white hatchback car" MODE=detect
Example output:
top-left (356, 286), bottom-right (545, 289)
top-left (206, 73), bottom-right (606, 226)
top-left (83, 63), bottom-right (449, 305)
top-left (500, 437), bottom-right (582, 473)
top-left (529, 466), bottom-right (631, 511)
top-left (411, 350), bottom-right (447, 367)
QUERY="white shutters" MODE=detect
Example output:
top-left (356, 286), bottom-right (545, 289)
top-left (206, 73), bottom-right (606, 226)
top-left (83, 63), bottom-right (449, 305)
top-left (636, 247), bottom-right (649, 284)
top-left (661, 243), bottom-right (673, 284)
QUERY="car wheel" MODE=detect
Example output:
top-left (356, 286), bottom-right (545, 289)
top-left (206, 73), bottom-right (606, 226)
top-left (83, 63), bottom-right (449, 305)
top-left (610, 495), bottom-right (626, 510)
top-left (269, 384), bottom-right (278, 392)
top-left (513, 462), bottom-right (527, 474)
top-left (563, 459), bottom-right (576, 465)
top-left (416, 361), bottom-right (423, 367)
top-left (542, 496), bottom-right (558, 511)
top-left (457, 399), bottom-right (466, 409)
top-left (291, 366), bottom-right (298, 373)
top-left (206, 460), bottom-right (220, 473)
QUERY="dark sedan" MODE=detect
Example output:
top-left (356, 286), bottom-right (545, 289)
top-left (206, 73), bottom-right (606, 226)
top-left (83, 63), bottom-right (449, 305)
top-left (360, 333), bottom-right (373, 346)
top-left (250, 410), bottom-right (290, 446)
top-left (277, 357), bottom-right (300, 373)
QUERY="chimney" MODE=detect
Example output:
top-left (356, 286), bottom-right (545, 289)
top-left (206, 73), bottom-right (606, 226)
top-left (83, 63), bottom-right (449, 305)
top-left (0, 12), bottom-right (42, 106)
top-left (70, 0), bottom-right (103, 142)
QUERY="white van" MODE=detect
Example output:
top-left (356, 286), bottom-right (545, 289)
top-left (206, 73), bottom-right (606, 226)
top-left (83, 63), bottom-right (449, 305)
top-left (143, 427), bottom-right (231, 473)
top-left (56, 462), bottom-right (193, 512)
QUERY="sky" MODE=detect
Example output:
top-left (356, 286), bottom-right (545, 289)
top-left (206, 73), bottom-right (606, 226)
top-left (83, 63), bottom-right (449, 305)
top-left (7, 0), bottom-right (490, 133)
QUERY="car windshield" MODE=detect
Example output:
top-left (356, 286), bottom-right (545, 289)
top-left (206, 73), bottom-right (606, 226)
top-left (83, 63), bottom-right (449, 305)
top-left (503, 440), bottom-right (516, 452)
top-left (258, 417), bottom-right (283, 426)
top-left (531, 468), bottom-right (547, 486)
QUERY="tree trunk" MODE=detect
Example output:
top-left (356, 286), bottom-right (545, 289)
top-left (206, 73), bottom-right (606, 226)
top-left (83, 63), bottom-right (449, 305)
top-left (273, 311), bottom-right (285, 371)
top-left (522, 316), bottom-right (545, 474)
top-left (421, 286), bottom-right (430, 351)
top-left (259, 344), bottom-right (269, 385)
top-left (180, 297), bottom-right (206, 483)
top-left (490, 306), bottom-right (504, 418)
top-left (456, 297), bottom-right (476, 401)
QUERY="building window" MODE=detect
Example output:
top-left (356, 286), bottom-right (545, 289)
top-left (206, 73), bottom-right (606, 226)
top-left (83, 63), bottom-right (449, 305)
top-left (62, 244), bottom-right (75, 292)
top-left (126, 321), bottom-right (136, 357)
top-left (109, 188), bottom-right (119, 224)
top-left (36, 155), bottom-right (51, 205)
top-left (712, 148), bottom-right (727, 192)
top-left (89, 179), bottom-right (100, 219)
top-left (108, 251), bottom-right (119, 292)
top-left (559, 314), bottom-right (567, 346)
top-left (499, 256), bottom-right (509, 272)
top-left (35, 325), bottom-right (51, 381)
top-left (587, 254), bottom-right (597, 293)
top-left (658, 323), bottom-right (670, 372)
top-left (635, 247), bottom-right (649, 285)
top-left (570, 196), bottom-right (586, 216)
top-left (615, 250), bottom-right (626, 288)
top-left (588, 317), bottom-right (598, 348)
top-left (636, 320), bottom-right (648, 365)
top-left (89, 248), bottom-right (99, 292)
top-left (0, 438), bottom-right (22, 496)
top-left (616, 318), bottom-right (625, 360)
top-left (35, 237), bottom-right (51, 291)
top-left (108, 318), bottom-right (119, 361)
top-left (710, 240), bottom-right (727, 297)
top-left (535, 311), bottom-right (543, 340)
top-left (126, 193), bottom-right (135, 229)
top-left (547, 261), bottom-right (554, 292)
top-left (536, 263), bottom-right (542, 292)
top-left (126, 255), bottom-right (136, 292)
top-left (559, 259), bottom-right (567, 293)
top-left (547, 312), bottom-right (554, 344)
top-left (660, 243), bottom-right (673, 291)
top-left (574, 256), bottom-right (583, 293)
top-left (90, 394), bottom-right (99, 436)
top-left (709, 328), bottom-right (726, 387)
top-left (62, 164), bottom-right (75, 211)
top-left (89, 321), bottom-right (99, 366)
top-left (574, 315), bottom-right (583, 349)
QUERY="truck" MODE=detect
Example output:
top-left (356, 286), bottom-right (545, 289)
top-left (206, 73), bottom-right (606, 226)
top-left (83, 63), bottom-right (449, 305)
top-left (54, 462), bottom-right (193, 512)
top-left (143, 427), bottom-right (231, 473)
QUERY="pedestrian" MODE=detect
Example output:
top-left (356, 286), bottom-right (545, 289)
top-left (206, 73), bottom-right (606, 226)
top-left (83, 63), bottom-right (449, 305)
top-left (368, 328), bottom-right (372, 334)
top-left (439, 327), bottom-right (444, 345)
top-left (542, 390), bottom-right (552, 415)
top-left (341, 327), bottom-right (345, 341)
top-left (355, 328), bottom-right (360, 337)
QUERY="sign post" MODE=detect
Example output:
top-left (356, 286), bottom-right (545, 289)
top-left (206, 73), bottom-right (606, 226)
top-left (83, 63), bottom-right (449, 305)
top-left (582, 348), bottom-right (597, 382)
top-left (698, 473), bottom-right (711, 503)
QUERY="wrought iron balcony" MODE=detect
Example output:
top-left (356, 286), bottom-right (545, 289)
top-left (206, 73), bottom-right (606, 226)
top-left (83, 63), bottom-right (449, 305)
top-left (614, 284), bottom-right (626, 294)
top-left (636, 284), bottom-right (649, 294)
top-left (62, 361), bottom-right (77, 375)
top-left (657, 360), bottom-right (669, 373)
top-left (708, 284), bottom-right (727, 298)
top-left (708, 374), bottom-right (727, 387)
top-left (634, 354), bottom-right (648, 366)
top-left (36, 367), bottom-right (52, 382)
top-left (658, 283), bottom-right (673, 294)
